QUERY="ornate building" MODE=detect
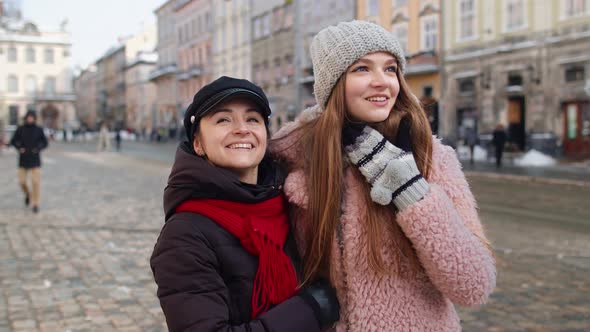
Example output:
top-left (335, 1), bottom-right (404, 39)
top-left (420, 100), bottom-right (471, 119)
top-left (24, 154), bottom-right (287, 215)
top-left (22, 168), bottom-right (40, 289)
top-left (0, 4), bottom-right (75, 132)
top-left (442, 0), bottom-right (590, 157)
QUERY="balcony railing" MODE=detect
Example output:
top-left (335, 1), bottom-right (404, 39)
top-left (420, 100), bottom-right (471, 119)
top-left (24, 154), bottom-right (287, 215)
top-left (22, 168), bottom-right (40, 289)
top-left (35, 92), bottom-right (76, 102)
top-left (188, 66), bottom-right (204, 77)
top-left (149, 64), bottom-right (178, 81)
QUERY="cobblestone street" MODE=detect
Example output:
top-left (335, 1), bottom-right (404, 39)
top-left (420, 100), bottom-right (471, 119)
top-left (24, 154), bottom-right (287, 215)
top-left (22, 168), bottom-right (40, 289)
top-left (0, 142), bottom-right (589, 331)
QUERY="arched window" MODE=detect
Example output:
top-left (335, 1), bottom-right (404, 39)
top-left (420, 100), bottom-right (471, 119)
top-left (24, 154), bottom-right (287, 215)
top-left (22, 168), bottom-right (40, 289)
top-left (25, 75), bottom-right (37, 94)
top-left (26, 47), bottom-right (36, 63)
top-left (44, 48), bottom-right (55, 64)
top-left (44, 76), bottom-right (56, 94)
top-left (7, 75), bottom-right (19, 92)
top-left (8, 47), bottom-right (17, 62)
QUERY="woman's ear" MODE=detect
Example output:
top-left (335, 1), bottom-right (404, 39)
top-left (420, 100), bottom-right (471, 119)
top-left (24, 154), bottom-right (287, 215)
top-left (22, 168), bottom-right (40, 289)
top-left (193, 137), bottom-right (204, 156)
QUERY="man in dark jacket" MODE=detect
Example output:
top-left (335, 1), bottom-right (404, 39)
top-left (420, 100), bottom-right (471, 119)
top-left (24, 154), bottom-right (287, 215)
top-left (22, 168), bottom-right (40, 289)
top-left (492, 123), bottom-right (507, 168)
top-left (10, 111), bottom-right (48, 213)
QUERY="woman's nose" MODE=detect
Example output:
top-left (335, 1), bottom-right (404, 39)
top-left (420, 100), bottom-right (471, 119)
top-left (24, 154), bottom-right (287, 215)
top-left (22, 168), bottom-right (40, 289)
top-left (370, 70), bottom-right (387, 87)
top-left (233, 120), bottom-right (251, 134)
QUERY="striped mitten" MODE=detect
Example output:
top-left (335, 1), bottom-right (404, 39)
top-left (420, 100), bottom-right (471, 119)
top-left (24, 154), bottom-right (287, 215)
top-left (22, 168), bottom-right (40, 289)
top-left (343, 124), bottom-right (429, 210)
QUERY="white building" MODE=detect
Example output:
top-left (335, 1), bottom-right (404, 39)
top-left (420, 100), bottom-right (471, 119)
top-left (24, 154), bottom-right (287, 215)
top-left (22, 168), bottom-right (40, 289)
top-left (213, 0), bottom-right (251, 80)
top-left (0, 16), bottom-right (75, 130)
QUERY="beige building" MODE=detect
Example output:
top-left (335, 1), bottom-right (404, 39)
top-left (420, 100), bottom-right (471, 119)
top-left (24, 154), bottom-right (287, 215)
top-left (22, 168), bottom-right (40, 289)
top-left (442, 0), bottom-right (590, 157)
top-left (0, 17), bottom-right (75, 131)
top-left (175, 0), bottom-right (212, 116)
top-left (125, 52), bottom-right (157, 136)
top-left (95, 45), bottom-right (125, 128)
top-left (251, 0), bottom-right (296, 132)
top-left (300, 0), bottom-right (356, 107)
top-left (357, 0), bottom-right (442, 134)
top-left (94, 24), bottom-right (156, 130)
top-left (150, 0), bottom-right (179, 135)
top-left (73, 65), bottom-right (97, 129)
top-left (213, 0), bottom-right (251, 80)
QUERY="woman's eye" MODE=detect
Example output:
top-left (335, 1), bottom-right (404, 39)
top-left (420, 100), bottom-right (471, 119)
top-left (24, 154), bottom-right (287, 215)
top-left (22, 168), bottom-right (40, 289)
top-left (386, 66), bottom-right (398, 73)
top-left (351, 66), bottom-right (368, 72)
top-left (247, 117), bottom-right (261, 123)
top-left (216, 118), bottom-right (230, 124)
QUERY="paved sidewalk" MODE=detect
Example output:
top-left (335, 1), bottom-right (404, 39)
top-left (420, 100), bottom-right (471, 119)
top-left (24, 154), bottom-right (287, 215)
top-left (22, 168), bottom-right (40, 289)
top-left (0, 145), bottom-right (169, 332)
top-left (460, 157), bottom-right (590, 186)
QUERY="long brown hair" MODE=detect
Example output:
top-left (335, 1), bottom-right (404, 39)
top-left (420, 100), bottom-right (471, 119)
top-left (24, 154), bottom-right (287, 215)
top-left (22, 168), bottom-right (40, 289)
top-left (278, 63), bottom-right (486, 286)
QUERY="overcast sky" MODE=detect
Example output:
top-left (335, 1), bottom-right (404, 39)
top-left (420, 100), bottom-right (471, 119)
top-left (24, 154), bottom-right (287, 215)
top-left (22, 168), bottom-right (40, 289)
top-left (21, 0), bottom-right (163, 69)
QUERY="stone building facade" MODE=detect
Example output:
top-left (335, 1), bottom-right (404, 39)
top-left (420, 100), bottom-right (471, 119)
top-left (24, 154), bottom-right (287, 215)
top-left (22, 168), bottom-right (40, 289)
top-left (0, 15), bottom-right (75, 131)
top-left (442, 0), bottom-right (590, 157)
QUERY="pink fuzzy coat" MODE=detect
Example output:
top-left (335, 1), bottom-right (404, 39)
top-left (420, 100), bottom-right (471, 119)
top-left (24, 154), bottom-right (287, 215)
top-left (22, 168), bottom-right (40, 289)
top-left (271, 106), bottom-right (496, 331)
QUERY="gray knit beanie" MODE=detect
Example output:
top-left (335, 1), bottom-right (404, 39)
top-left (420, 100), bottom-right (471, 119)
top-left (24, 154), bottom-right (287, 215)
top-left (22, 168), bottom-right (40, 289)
top-left (310, 20), bottom-right (406, 109)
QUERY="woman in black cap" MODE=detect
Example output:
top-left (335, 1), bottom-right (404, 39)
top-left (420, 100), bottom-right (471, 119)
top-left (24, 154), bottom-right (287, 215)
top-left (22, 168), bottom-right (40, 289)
top-left (150, 76), bottom-right (339, 332)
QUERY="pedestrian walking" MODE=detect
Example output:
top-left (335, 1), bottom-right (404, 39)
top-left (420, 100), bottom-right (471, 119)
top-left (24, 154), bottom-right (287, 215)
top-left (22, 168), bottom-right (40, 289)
top-left (97, 123), bottom-right (111, 151)
top-left (9, 111), bottom-right (48, 213)
top-left (150, 76), bottom-right (340, 332)
top-left (114, 130), bottom-right (121, 151)
top-left (465, 127), bottom-right (478, 164)
top-left (492, 123), bottom-right (507, 168)
top-left (271, 21), bottom-right (496, 331)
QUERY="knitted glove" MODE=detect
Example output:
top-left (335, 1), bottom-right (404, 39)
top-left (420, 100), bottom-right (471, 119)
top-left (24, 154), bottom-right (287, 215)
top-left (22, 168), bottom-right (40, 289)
top-left (297, 278), bottom-right (340, 328)
top-left (343, 124), bottom-right (429, 210)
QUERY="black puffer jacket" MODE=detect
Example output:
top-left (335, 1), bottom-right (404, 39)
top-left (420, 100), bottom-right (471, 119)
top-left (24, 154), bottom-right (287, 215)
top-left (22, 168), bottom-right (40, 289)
top-left (10, 123), bottom-right (48, 168)
top-left (150, 142), bottom-right (320, 332)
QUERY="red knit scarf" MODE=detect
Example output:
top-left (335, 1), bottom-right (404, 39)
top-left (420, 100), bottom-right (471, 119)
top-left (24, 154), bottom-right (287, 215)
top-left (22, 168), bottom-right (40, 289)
top-left (175, 195), bottom-right (298, 318)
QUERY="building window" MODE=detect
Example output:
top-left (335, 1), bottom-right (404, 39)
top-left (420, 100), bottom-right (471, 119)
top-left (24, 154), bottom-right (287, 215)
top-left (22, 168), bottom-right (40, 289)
top-left (8, 47), bottom-right (17, 62)
top-left (508, 73), bottom-right (523, 86)
top-left (563, 0), bottom-right (587, 18)
top-left (7, 75), bottom-right (19, 92)
top-left (459, 0), bottom-right (476, 40)
top-left (367, 0), bottom-right (379, 16)
top-left (274, 57), bottom-right (282, 86)
top-left (505, 0), bottom-right (526, 31)
top-left (262, 13), bottom-right (271, 37)
top-left (44, 48), bottom-right (54, 64)
top-left (262, 60), bottom-right (270, 86)
top-left (284, 3), bottom-right (293, 28)
top-left (458, 78), bottom-right (475, 94)
top-left (421, 16), bottom-right (438, 51)
top-left (9, 105), bottom-right (19, 125)
top-left (284, 54), bottom-right (294, 79)
top-left (25, 75), bottom-right (36, 95)
top-left (396, 0), bottom-right (408, 5)
top-left (392, 24), bottom-right (408, 53)
top-left (233, 21), bottom-right (238, 47)
top-left (273, 7), bottom-right (284, 33)
top-left (253, 17), bottom-right (261, 40)
top-left (44, 76), bottom-right (56, 94)
top-left (565, 65), bottom-right (585, 82)
top-left (26, 47), bottom-right (36, 63)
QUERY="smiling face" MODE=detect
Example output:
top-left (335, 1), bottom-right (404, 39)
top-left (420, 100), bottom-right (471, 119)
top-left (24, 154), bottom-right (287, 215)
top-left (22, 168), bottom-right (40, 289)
top-left (344, 52), bottom-right (400, 123)
top-left (193, 97), bottom-right (268, 184)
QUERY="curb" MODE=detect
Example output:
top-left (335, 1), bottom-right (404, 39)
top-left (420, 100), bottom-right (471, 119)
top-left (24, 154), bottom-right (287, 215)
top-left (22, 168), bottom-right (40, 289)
top-left (464, 171), bottom-right (590, 188)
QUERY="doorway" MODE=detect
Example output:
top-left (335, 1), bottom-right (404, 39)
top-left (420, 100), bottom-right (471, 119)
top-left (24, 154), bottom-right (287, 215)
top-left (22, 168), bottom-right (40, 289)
top-left (507, 96), bottom-right (526, 151)
top-left (41, 104), bottom-right (59, 129)
top-left (563, 101), bottom-right (590, 158)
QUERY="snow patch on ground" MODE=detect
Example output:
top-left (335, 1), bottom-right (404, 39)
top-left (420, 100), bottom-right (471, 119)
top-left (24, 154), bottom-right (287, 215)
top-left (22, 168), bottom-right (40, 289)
top-left (514, 149), bottom-right (557, 167)
top-left (457, 145), bottom-right (488, 161)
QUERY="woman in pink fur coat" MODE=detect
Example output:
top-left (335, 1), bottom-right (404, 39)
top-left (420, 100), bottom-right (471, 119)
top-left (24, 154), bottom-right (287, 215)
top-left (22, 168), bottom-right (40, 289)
top-left (271, 21), bottom-right (496, 331)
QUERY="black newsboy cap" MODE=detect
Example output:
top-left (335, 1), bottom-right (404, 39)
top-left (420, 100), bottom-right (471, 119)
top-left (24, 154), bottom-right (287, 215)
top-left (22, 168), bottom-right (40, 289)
top-left (183, 76), bottom-right (272, 142)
